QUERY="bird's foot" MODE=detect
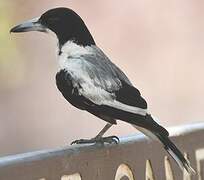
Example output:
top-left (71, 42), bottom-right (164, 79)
top-left (71, 135), bottom-right (120, 145)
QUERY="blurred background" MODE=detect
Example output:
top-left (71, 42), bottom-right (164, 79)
top-left (1, 0), bottom-right (204, 157)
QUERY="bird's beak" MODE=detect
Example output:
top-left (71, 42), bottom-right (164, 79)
top-left (10, 17), bottom-right (47, 33)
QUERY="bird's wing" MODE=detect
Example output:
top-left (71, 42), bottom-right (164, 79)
top-left (68, 46), bottom-right (147, 116)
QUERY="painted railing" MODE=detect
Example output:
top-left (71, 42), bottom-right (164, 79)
top-left (0, 123), bottom-right (204, 180)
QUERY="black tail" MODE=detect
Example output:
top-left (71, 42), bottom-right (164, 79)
top-left (136, 114), bottom-right (195, 174)
top-left (156, 128), bottom-right (195, 174)
top-left (99, 105), bottom-right (195, 174)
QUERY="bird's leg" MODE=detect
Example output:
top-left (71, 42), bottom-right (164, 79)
top-left (95, 123), bottom-right (113, 137)
top-left (71, 123), bottom-right (119, 145)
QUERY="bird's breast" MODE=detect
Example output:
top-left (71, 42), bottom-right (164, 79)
top-left (56, 69), bottom-right (74, 96)
top-left (55, 69), bottom-right (91, 110)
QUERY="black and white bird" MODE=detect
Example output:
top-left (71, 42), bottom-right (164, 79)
top-left (10, 7), bottom-right (195, 174)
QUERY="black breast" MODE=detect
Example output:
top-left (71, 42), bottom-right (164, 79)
top-left (55, 69), bottom-right (93, 110)
top-left (56, 69), bottom-right (74, 95)
top-left (56, 69), bottom-right (117, 124)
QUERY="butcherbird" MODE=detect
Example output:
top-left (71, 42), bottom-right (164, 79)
top-left (10, 7), bottom-right (195, 174)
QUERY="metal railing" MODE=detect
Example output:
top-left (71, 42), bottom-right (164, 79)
top-left (0, 123), bottom-right (204, 180)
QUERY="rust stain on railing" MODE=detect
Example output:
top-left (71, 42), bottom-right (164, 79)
top-left (0, 123), bottom-right (204, 180)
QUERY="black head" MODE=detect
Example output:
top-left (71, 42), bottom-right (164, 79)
top-left (10, 7), bottom-right (95, 47)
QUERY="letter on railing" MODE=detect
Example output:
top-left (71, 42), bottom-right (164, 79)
top-left (196, 148), bottom-right (204, 180)
top-left (146, 160), bottom-right (155, 180)
top-left (115, 164), bottom-right (135, 180)
top-left (61, 173), bottom-right (82, 180)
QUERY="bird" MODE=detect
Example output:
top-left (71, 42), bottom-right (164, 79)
top-left (10, 7), bottom-right (195, 174)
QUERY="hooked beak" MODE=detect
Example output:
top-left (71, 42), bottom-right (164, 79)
top-left (10, 17), bottom-right (47, 33)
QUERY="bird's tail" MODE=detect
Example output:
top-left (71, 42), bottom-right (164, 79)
top-left (102, 104), bottom-right (195, 174)
top-left (156, 132), bottom-right (195, 174)
top-left (145, 114), bottom-right (195, 174)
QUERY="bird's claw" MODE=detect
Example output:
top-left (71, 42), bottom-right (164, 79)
top-left (71, 138), bottom-right (95, 145)
top-left (71, 135), bottom-right (120, 145)
top-left (101, 136), bottom-right (120, 144)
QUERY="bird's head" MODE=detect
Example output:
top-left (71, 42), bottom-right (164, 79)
top-left (10, 7), bottom-right (95, 47)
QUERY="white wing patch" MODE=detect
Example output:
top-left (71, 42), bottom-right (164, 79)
top-left (104, 100), bottom-right (147, 116)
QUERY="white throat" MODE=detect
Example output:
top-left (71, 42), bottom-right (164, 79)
top-left (58, 41), bottom-right (93, 70)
